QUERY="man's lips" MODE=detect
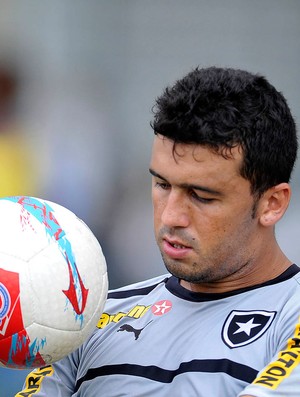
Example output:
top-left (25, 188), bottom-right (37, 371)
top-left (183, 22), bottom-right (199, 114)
top-left (162, 238), bottom-right (192, 259)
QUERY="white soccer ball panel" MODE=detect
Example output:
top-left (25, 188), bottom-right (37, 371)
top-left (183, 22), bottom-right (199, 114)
top-left (0, 200), bottom-right (49, 260)
top-left (0, 196), bottom-right (108, 369)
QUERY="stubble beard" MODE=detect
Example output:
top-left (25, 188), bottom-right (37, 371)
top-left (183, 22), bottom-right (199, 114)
top-left (160, 249), bottom-right (253, 285)
top-left (157, 198), bottom-right (258, 284)
top-left (160, 253), bottom-right (226, 284)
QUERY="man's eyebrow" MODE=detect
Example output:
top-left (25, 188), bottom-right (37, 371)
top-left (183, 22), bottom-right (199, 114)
top-left (149, 168), bottom-right (222, 196)
top-left (149, 168), bottom-right (166, 180)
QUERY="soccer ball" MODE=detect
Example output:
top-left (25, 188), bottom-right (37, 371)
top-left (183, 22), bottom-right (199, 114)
top-left (0, 196), bottom-right (108, 369)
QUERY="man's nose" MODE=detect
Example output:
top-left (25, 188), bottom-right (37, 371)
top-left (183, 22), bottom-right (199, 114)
top-left (161, 191), bottom-right (190, 228)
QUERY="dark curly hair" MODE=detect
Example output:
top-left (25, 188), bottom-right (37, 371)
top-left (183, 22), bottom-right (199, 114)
top-left (151, 67), bottom-right (298, 197)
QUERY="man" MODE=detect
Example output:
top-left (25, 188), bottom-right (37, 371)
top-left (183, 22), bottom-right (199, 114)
top-left (17, 67), bottom-right (299, 396)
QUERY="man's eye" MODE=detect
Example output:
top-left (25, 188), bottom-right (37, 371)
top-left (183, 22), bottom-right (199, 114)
top-left (191, 191), bottom-right (214, 203)
top-left (155, 182), bottom-right (170, 190)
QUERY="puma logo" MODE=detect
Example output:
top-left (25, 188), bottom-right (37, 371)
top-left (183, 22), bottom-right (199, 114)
top-left (117, 321), bottom-right (153, 340)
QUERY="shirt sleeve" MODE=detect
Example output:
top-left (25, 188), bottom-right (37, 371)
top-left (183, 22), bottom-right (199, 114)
top-left (14, 349), bottom-right (80, 397)
top-left (238, 315), bottom-right (300, 397)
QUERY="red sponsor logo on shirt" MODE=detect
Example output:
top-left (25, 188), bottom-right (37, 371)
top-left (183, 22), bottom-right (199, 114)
top-left (151, 300), bottom-right (172, 316)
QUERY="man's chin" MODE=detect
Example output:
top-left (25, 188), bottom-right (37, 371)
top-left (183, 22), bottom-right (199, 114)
top-left (163, 260), bottom-right (212, 284)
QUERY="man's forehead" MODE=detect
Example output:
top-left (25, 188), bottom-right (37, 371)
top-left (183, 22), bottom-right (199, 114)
top-left (151, 134), bottom-right (243, 164)
top-left (150, 135), bottom-right (251, 197)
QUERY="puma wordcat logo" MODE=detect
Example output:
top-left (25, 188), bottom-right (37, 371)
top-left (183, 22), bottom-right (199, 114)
top-left (117, 320), bottom-right (153, 340)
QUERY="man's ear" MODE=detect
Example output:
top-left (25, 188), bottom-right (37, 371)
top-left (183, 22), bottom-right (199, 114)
top-left (259, 183), bottom-right (291, 227)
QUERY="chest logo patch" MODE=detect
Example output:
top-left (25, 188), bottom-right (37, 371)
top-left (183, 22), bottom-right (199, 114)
top-left (151, 300), bottom-right (172, 316)
top-left (222, 310), bottom-right (276, 348)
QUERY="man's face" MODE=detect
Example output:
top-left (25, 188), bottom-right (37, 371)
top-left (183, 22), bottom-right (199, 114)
top-left (150, 135), bottom-right (262, 292)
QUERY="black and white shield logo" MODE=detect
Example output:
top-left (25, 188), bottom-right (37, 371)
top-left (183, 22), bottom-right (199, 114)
top-left (222, 310), bottom-right (276, 348)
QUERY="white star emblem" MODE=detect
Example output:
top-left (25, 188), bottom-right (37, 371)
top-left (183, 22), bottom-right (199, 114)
top-left (152, 300), bottom-right (172, 315)
top-left (233, 317), bottom-right (261, 336)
